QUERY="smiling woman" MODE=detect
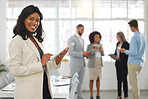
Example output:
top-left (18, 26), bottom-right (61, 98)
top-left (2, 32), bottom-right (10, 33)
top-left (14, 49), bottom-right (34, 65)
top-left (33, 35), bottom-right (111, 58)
top-left (13, 5), bottom-right (43, 42)
top-left (8, 5), bottom-right (68, 99)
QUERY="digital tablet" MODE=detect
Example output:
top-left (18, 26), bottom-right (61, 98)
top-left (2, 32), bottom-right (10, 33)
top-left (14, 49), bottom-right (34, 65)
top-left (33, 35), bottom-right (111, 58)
top-left (50, 43), bottom-right (75, 61)
top-left (108, 54), bottom-right (120, 60)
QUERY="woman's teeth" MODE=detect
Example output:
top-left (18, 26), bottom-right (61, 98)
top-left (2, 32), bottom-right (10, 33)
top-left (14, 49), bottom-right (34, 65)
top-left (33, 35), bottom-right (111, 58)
top-left (30, 26), bottom-right (36, 29)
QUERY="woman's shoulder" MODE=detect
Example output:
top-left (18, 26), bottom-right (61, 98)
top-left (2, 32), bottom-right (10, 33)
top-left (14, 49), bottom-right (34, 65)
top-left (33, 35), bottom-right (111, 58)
top-left (116, 42), bottom-right (120, 45)
top-left (88, 43), bottom-right (93, 46)
top-left (86, 44), bottom-right (93, 49)
top-left (123, 41), bottom-right (129, 45)
top-left (87, 44), bottom-right (93, 47)
top-left (12, 35), bottom-right (22, 40)
top-left (10, 35), bottom-right (24, 45)
top-left (122, 41), bottom-right (129, 49)
top-left (99, 43), bottom-right (103, 46)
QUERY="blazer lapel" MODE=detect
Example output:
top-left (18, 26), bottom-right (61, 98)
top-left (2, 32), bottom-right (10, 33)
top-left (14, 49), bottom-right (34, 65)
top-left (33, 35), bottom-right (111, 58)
top-left (82, 39), bottom-right (84, 50)
top-left (25, 38), bottom-right (41, 60)
top-left (34, 37), bottom-right (44, 52)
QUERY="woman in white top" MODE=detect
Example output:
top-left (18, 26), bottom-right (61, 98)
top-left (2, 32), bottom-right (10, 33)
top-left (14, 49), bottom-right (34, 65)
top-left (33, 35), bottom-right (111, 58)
top-left (87, 31), bottom-right (104, 99)
top-left (8, 5), bottom-right (68, 99)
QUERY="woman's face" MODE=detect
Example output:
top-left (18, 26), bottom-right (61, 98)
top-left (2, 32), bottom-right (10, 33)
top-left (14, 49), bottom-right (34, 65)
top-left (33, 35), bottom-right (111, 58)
top-left (116, 34), bottom-right (121, 42)
top-left (94, 34), bottom-right (100, 43)
top-left (24, 12), bottom-right (40, 33)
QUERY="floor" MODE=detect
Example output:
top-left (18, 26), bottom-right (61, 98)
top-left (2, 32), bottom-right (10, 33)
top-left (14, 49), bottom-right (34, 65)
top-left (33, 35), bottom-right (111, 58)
top-left (74, 90), bottom-right (148, 99)
top-left (0, 90), bottom-right (147, 99)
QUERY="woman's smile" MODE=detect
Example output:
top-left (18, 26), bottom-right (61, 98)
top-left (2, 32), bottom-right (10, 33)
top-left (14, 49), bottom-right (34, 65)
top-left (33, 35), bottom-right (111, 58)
top-left (24, 12), bottom-right (40, 33)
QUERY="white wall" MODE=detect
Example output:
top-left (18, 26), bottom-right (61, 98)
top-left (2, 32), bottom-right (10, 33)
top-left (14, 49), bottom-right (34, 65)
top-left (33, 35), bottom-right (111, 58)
top-left (0, 0), bottom-right (6, 64)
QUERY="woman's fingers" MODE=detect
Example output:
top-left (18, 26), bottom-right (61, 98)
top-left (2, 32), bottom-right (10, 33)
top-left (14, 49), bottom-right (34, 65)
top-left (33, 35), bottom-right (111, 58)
top-left (99, 46), bottom-right (103, 52)
top-left (46, 53), bottom-right (53, 57)
top-left (59, 48), bottom-right (68, 56)
top-left (55, 48), bottom-right (69, 65)
top-left (46, 53), bottom-right (53, 60)
top-left (41, 53), bottom-right (53, 66)
top-left (60, 49), bottom-right (68, 58)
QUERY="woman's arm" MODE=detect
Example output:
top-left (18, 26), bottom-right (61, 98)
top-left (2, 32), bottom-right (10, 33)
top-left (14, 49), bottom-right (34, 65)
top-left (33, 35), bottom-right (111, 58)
top-left (114, 42), bottom-right (119, 55)
top-left (8, 39), bottom-right (43, 77)
top-left (120, 42), bottom-right (129, 60)
top-left (46, 48), bottom-right (68, 71)
top-left (87, 44), bottom-right (97, 55)
top-left (100, 44), bottom-right (104, 56)
top-left (46, 60), bottom-right (60, 71)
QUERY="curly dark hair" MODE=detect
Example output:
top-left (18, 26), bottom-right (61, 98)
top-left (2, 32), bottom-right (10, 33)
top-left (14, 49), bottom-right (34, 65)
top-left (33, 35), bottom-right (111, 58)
top-left (89, 31), bottom-right (102, 44)
top-left (13, 5), bottom-right (44, 42)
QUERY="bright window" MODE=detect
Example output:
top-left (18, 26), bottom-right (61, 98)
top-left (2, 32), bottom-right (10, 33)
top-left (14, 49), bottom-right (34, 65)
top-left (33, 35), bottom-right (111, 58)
top-left (6, 0), bottom-right (144, 61)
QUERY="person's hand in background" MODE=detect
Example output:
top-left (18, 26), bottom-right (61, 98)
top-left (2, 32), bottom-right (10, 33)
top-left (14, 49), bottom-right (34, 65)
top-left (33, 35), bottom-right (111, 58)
top-left (83, 51), bottom-right (92, 58)
top-left (99, 46), bottom-right (103, 53)
top-left (93, 46), bottom-right (98, 50)
top-left (120, 48), bottom-right (126, 53)
top-left (116, 55), bottom-right (120, 59)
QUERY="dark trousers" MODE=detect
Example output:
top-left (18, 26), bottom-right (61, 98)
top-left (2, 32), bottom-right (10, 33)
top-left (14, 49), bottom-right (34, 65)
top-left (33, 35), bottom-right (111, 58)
top-left (116, 65), bottom-right (128, 97)
top-left (117, 80), bottom-right (128, 97)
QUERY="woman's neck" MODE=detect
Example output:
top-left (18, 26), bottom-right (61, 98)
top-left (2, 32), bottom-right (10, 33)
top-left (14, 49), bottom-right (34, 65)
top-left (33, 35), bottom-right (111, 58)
top-left (93, 42), bottom-right (99, 44)
top-left (119, 41), bottom-right (123, 44)
top-left (29, 33), bottom-right (33, 38)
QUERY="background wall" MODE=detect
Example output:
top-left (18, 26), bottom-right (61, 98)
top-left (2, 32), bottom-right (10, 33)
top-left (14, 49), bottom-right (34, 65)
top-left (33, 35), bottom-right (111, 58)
top-left (0, 0), bottom-right (6, 64)
top-left (0, 0), bottom-right (148, 91)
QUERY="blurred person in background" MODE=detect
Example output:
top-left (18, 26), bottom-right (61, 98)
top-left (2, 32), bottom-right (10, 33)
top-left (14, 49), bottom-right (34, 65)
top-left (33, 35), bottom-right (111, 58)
top-left (120, 19), bottom-right (146, 99)
top-left (115, 31), bottom-right (129, 99)
top-left (68, 24), bottom-right (91, 99)
top-left (87, 31), bottom-right (104, 99)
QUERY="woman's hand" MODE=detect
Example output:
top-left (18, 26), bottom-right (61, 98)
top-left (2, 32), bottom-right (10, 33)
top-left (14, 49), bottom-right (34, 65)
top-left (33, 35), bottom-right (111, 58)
top-left (99, 46), bottom-right (103, 53)
top-left (116, 55), bottom-right (120, 59)
top-left (55, 48), bottom-right (69, 65)
top-left (120, 48), bottom-right (126, 53)
top-left (93, 46), bottom-right (98, 50)
top-left (83, 51), bottom-right (92, 58)
top-left (41, 53), bottom-right (53, 66)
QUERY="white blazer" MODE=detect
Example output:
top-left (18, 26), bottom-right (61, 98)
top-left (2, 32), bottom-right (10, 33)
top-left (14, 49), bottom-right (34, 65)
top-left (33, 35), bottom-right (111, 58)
top-left (8, 35), bottom-right (60, 99)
